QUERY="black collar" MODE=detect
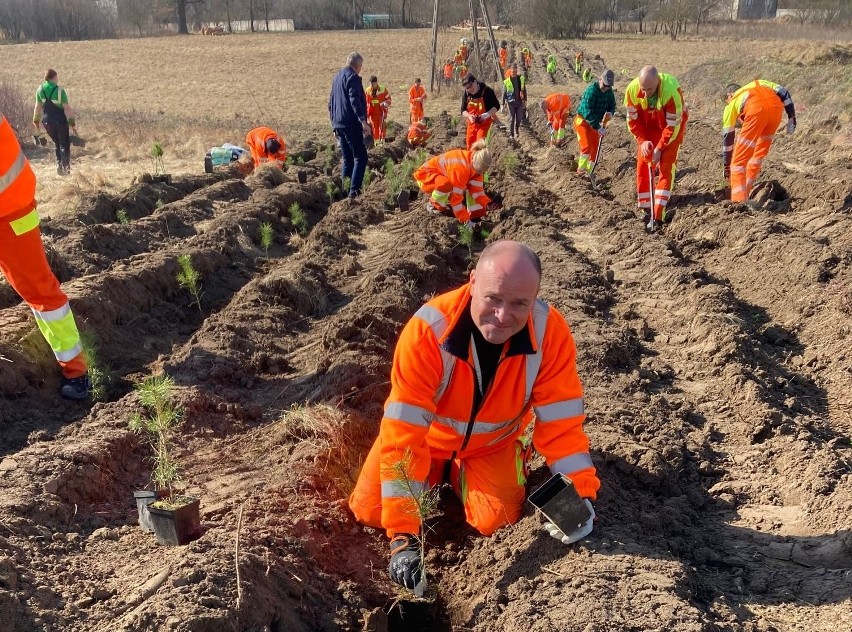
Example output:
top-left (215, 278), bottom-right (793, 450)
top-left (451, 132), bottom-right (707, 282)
top-left (441, 298), bottom-right (535, 360)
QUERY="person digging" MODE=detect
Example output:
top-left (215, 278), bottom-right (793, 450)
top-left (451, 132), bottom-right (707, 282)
top-left (349, 240), bottom-right (599, 591)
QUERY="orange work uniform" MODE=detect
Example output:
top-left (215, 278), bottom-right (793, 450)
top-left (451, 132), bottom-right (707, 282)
top-left (522, 50), bottom-right (532, 68)
top-left (407, 121), bottom-right (432, 148)
top-left (245, 127), bottom-right (287, 169)
top-left (459, 44), bottom-right (469, 61)
top-left (542, 93), bottom-right (572, 146)
top-left (624, 73), bottom-right (688, 222)
top-left (444, 63), bottom-right (454, 83)
top-left (0, 116), bottom-right (86, 379)
top-left (413, 149), bottom-right (490, 224)
top-left (408, 83), bottom-right (427, 123)
top-left (366, 84), bottom-right (392, 141)
top-left (499, 47), bottom-right (508, 70)
top-left (349, 284), bottom-right (599, 538)
top-left (723, 80), bottom-right (795, 202)
top-left (463, 83), bottom-right (500, 150)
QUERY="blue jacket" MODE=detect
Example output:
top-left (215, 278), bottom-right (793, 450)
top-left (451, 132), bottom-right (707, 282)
top-left (329, 66), bottom-right (367, 130)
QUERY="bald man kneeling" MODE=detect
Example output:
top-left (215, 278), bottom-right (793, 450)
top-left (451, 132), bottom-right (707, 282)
top-left (349, 240), bottom-right (600, 591)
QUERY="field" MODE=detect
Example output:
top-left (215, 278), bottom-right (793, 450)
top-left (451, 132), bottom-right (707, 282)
top-left (1, 29), bottom-right (851, 632)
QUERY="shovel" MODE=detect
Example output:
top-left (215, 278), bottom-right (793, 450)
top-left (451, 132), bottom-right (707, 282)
top-left (646, 161), bottom-right (658, 233)
top-left (588, 130), bottom-right (605, 191)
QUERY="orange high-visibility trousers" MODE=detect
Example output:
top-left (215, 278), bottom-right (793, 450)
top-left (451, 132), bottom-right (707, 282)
top-left (636, 120), bottom-right (686, 222)
top-left (730, 106), bottom-right (783, 202)
top-left (349, 432), bottom-right (529, 537)
top-left (410, 102), bottom-right (424, 123)
top-left (573, 116), bottom-right (602, 172)
top-left (368, 109), bottom-right (387, 141)
top-left (0, 206), bottom-right (87, 378)
top-left (466, 120), bottom-right (492, 150)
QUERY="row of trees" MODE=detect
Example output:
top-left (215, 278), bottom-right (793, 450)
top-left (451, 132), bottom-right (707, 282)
top-left (0, 0), bottom-right (849, 41)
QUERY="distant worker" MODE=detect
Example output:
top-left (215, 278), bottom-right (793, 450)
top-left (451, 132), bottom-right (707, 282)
top-left (459, 39), bottom-right (469, 62)
top-left (444, 60), bottom-right (454, 86)
top-left (541, 93), bottom-right (572, 147)
top-left (454, 48), bottom-right (465, 67)
top-left (245, 127), bottom-right (287, 170)
top-left (413, 140), bottom-right (496, 227)
top-left (522, 47), bottom-right (532, 68)
top-left (624, 65), bottom-right (688, 231)
top-left (574, 51), bottom-right (584, 76)
top-left (546, 54), bottom-right (557, 78)
top-left (722, 79), bottom-right (796, 202)
top-left (32, 68), bottom-right (76, 176)
top-left (349, 240), bottom-right (599, 591)
top-left (0, 115), bottom-right (90, 400)
top-left (461, 74), bottom-right (500, 150)
top-left (328, 51), bottom-right (371, 199)
top-left (499, 42), bottom-right (509, 70)
top-left (366, 76), bottom-right (392, 143)
top-left (407, 120), bottom-right (432, 148)
top-left (408, 78), bottom-right (427, 123)
top-left (457, 63), bottom-right (469, 83)
top-left (574, 70), bottom-right (616, 177)
top-left (582, 67), bottom-right (592, 83)
top-left (502, 63), bottom-right (527, 140)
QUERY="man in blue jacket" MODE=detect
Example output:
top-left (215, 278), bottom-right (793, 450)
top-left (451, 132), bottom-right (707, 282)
top-left (329, 52), bottom-right (372, 199)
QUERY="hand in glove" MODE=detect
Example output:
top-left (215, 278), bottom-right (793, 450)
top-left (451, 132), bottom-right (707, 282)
top-left (786, 118), bottom-right (796, 135)
top-left (388, 533), bottom-right (422, 590)
top-left (542, 499), bottom-right (596, 544)
top-left (640, 140), bottom-right (654, 158)
top-left (598, 126), bottom-right (607, 138)
top-left (652, 148), bottom-right (662, 165)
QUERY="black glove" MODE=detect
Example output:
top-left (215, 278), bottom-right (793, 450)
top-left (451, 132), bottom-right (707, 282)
top-left (388, 533), bottom-right (421, 589)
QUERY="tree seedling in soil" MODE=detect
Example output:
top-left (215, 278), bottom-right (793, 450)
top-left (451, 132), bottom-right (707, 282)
top-left (150, 141), bottom-right (166, 175)
top-left (80, 331), bottom-right (112, 402)
top-left (362, 168), bottom-right (373, 188)
top-left (458, 223), bottom-right (475, 256)
top-left (128, 374), bottom-right (183, 501)
top-left (288, 202), bottom-right (308, 235)
top-left (503, 151), bottom-right (519, 173)
top-left (176, 254), bottom-right (202, 312)
top-left (259, 222), bottom-right (274, 258)
top-left (325, 180), bottom-right (341, 202)
top-left (116, 209), bottom-right (130, 224)
top-left (342, 176), bottom-right (351, 193)
top-left (156, 198), bottom-right (165, 209)
top-left (383, 448), bottom-right (441, 598)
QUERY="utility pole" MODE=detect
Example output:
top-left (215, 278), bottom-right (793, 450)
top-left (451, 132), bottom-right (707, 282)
top-left (467, 0), bottom-right (482, 77)
top-left (353, 0), bottom-right (356, 31)
top-left (430, 0), bottom-right (440, 92)
top-left (479, 0), bottom-right (502, 82)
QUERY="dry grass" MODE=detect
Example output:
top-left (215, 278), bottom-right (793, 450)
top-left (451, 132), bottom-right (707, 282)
top-left (2, 30), bottom-right (849, 215)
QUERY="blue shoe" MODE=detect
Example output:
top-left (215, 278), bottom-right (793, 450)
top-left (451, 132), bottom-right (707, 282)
top-left (60, 374), bottom-right (91, 401)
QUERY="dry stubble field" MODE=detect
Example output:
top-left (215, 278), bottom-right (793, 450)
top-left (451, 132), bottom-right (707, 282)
top-left (0, 28), bottom-right (851, 632)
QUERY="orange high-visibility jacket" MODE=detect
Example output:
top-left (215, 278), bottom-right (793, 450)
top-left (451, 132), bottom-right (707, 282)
top-left (499, 47), bottom-right (508, 68)
top-left (413, 149), bottom-right (490, 217)
top-left (366, 85), bottom-right (392, 118)
top-left (409, 84), bottom-right (426, 107)
top-left (0, 116), bottom-right (37, 219)
top-left (543, 93), bottom-right (571, 126)
top-left (245, 127), bottom-right (287, 167)
top-left (624, 73), bottom-right (687, 151)
top-left (407, 121), bottom-right (432, 146)
top-left (444, 63), bottom-right (454, 79)
top-left (377, 283), bottom-right (599, 535)
top-left (721, 79), bottom-right (794, 167)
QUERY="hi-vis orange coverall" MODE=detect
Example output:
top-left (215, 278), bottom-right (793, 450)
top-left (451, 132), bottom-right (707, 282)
top-left (542, 93), bottom-right (572, 146)
top-left (723, 80), bottom-right (795, 202)
top-left (499, 46), bottom-right (508, 70)
top-left (366, 84), bottom-right (392, 141)
top-left (413, 149), bottom-right (490, 224)
top-left (245, 127), bottom-right (287, 168)
top-left (0, 116), bottom-right (87, 379)
top-left (349, 284), bottom-right (599, 538)
top-left (408, 83), bottom-right (427, 123)
top-left (407, 121), bottom-right (432, 148)
top-left (624, 73), bottom-right (688, 222)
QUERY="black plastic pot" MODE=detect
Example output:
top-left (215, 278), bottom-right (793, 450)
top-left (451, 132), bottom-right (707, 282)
top-left (133, 490), bottom-right (164, 533)
top-left (396, 190), bottom-right (410, 211)
top-left (528, 473), bottom-right (591, 535)
top-left (148, 496), bottom-right (201, 546)
top-left (204, 156), bottom-right (213, 174)
top-left (152, 174), bottom-right (172, 185)
top-left (297, 169), bottom-right (308, 184)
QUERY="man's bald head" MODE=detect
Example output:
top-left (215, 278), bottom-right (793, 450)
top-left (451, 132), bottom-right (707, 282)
top-left (639, 65), bottom-right (659, 94)
top-left (476, 240), bottom-right (542, 278)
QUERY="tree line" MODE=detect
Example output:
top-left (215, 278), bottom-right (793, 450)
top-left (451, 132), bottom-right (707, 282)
top-left (0, 0), bottom-right (848, 41)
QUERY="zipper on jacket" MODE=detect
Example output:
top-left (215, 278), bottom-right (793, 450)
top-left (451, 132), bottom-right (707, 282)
top-left (459, 356), bottom-right (504, 453)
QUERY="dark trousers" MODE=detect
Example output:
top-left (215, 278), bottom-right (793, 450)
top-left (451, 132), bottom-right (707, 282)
top-left (335, 126), bottom-right (368, 196)
top-left (508, 101), bottom-right (525, 137)
top-left (43, 121), bottom-right (71, 171)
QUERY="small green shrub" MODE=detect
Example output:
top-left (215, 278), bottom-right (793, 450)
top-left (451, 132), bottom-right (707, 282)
top-left (116, 209), bottom-right (130, 224)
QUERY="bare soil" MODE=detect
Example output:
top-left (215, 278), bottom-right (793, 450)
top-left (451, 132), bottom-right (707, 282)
top-left (1, 37), bottom-right (851, 632)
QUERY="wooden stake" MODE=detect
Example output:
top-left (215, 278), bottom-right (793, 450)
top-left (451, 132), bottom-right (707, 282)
top-left (235, 503), bottom-right (244, 609)
top-left (430, 0), bottom-right (440, 93)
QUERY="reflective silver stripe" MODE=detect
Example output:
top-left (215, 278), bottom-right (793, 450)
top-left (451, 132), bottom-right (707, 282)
top-left (55, 342), bottom-right (82, 362)
top-left (31, 302), bottom-right (71, 323)
top-left (723, 143), bottom-right (734, 151)
top-left (384, 402), bottom-right (432, 427)
top-left (628, 113), bottom-right (638, 120)
top-left (550, 452), bottom-right (594, 475)
top-left (534, 398), bottom-right (584, 422)
top-left (435, 348), bottom-right (455, 401)
top-left (655, 189), bottom-right (672, 197)
top-left (737, 138), bottom-right (756, 148)
top-left (524, 299), bottom-right (550, 402)
top-left (731, 166), bottom-right (746, 172)
top-left (451, 203), bottom-right (464, 212)
top-left (433, 414), bottom-right (518, 436)
top-left (0, 151), bottom-right (26, 195)
top-left (467, 203), bottom-right (483, 212)
top-left (414, 305), bottom-right (447, 339)
top-left (626, 106), bottom-right (637, 113)
top-left (722, 126), bottom-right (735, 134)
top-left (452, 187), bottom-right (465, 194)
top-left (381, 480), bottom-right (428, 499)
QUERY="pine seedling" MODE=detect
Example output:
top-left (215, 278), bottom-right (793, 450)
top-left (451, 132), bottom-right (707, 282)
top-left (362, 168), bottom-right (373, 188)
top-left (458, 223), bottom-right (474, 256)
top-left (450, 115), bottom-right (461, 128)
top-left (503, 151), bottom-right (519, 173)
top-left (116, 209), bottom-right (130, 224)
top-left (80, 331), bottom-right (111, 402)
top-left (151, 141), bottom-right (165, 175)
top-left (288, 202), bottom-right (307, 235)
top-left (383, 448), bottom-right (441, 597)
top-left (176, 254), bottom-right (202, 312)
top-left (342, 176), bottom-right (351, 193)
top-left (156, 198), bottom-right (165, 209)
top-left (259, 222), bottom-right (274, 258)
top-left (129, 374), bottom-right (183, 500)
top-left (325, 180), bottom-right (340, 202)
top-left (295, 155), bottom-right (305, 165)
top-left (383, 157), bottom-right (395, 175)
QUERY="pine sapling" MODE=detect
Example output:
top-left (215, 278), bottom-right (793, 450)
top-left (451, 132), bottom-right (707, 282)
top-left (80, 331), bottom-right (111, 402)
top-left (176, 254), bottom-right (202, 312)
top-left (116, 209), bottom-right (130, 224)
top-left (259, 222), bottom-right (274, 258)
top-left (325, 180), bottom-right (340, 202)
top-left (342, 176), bottom-right (351, 193)
top-left (288, 202), bottom-right (307, 235)
top-left (503, 151), bottom-right (519, 173)
top-left (458, 223), bottom-right (474, 256)
top-left (362, 168), bottom-right (373, 188)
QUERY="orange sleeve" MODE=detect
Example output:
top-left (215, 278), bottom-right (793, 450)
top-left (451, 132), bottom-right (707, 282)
top-left (625, 91), bottom-right (647, 144)
top-left (531, 308), bottom-right (599, 500)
